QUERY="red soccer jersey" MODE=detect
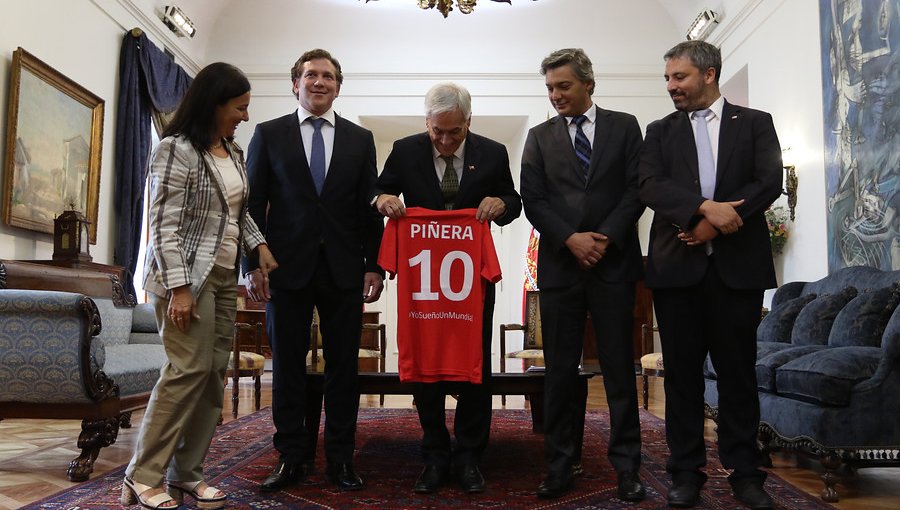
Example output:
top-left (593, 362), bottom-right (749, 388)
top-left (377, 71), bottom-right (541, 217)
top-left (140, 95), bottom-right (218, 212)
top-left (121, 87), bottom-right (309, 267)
top-left (378, 207), bottom-right (502, 383)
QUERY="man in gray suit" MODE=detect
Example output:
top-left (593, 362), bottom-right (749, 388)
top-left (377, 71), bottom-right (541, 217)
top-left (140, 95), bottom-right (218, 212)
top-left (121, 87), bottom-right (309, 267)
top-left (520, 48), bottom-right (645, 501)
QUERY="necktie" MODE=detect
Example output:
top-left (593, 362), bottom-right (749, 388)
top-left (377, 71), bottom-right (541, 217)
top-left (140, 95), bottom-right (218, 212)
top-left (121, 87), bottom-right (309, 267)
top-left (693, 109), bottom-right (715, 199)
top-left (440, 155), bottom-right (458, 210)
top-left (309, 117), bottom-right (326, 195)
top-left (572, 115), bottom-right (592, 180)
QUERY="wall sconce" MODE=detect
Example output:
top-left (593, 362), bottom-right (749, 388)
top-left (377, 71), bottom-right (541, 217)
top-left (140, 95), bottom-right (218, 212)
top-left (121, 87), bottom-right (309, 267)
top-left (162, 5), bottom-right (195, 38)
top-left (686, 10), bottom-right (720, 41)
top-left (783, 164), bottom-right (798, 221)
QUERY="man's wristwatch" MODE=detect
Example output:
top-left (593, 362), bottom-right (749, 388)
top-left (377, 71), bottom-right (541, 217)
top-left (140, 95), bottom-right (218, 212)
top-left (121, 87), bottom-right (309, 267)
top-left (369, 194), bottom-right (380, 207)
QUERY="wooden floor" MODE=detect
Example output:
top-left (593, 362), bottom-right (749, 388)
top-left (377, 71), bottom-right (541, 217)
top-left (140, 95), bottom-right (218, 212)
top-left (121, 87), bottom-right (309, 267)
top-left (0, 373), bottom-right (897, 509)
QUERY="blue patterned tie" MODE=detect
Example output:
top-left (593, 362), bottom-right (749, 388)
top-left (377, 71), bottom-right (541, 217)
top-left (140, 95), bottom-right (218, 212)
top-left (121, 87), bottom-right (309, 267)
top-left (572, 115), bottom-right (591, 180)
top-left (693, 109), bottom-right (715, 199)
top-left (309, 117), bottom-right (326, 195)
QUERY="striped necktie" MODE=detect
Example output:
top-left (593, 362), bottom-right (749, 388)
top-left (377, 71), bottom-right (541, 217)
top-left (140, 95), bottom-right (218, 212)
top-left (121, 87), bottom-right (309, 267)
top-left (572, 115), bottom-right (591, 180)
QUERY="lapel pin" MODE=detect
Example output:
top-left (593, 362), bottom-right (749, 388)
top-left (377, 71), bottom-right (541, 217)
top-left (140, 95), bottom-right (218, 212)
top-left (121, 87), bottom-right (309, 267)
top-left (468, 165), bottom-right (476, 172)
top-left (731, 115), bottom-right (738, 119)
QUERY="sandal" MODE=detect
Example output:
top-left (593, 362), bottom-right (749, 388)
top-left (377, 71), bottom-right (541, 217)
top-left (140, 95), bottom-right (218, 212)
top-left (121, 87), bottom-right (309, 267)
top-left (167, 480), bottom-right (227, 509)
top-left (121, 477), bottom-right (179, 509)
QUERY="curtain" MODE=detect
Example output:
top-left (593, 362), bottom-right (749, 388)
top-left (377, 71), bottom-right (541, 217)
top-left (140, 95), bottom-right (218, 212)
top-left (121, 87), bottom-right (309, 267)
top-left (113, 28), bottom-right (192, 297)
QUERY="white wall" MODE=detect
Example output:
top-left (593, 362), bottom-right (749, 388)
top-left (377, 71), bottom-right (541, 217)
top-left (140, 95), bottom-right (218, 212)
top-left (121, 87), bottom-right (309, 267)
top-left (0, 0), bottom-right (206, 264)
top-left (712, 0), bottom-right (830, 302)
top-left (0, 0), bottom-right (835, 360)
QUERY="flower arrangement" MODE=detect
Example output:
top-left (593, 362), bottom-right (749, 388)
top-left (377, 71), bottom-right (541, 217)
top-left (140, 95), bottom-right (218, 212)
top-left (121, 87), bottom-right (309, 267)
top-left (765, 205), bottom-right (789, 256)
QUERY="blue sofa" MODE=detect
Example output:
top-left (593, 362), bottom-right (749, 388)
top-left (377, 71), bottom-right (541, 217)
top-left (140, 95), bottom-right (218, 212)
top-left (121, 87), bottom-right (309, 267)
top-left (704, 266), bottom-right (900, 502)
top-left (0, 260), bottom-right (167, 481)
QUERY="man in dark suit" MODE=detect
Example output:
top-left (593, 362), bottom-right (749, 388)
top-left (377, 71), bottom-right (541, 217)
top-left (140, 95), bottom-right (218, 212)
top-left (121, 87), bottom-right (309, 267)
top-left (243, 48), bottom-right (384, 493)
top-left (373, 82), bottom-right (521, 494)
top-left (520, 48), bottom-right (646, 502)
top-left (638, 41), bottom-right (782, 510)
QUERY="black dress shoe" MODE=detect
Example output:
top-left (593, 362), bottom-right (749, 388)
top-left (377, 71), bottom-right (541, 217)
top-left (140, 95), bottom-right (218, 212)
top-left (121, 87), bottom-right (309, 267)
top-left (731, 480), bottom-right (774, 510)
top-left (414, 465), bottom-right (449, 494)
top-left (326, 462), bottom-right (364, 491)
top-left (667, 481), bottom-right (702, 508)
top-left (536, 470), bottom-right (573, 499)
top-left (617, 470), bottom-right (646, 502)
top-left (260, 459), bottom-right (304, 493)
top-left (455, 464), bottom-right (485, 493)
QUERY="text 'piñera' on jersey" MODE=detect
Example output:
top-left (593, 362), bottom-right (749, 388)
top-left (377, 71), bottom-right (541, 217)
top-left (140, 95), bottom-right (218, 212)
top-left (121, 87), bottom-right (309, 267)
top-left (378, 207), bottom-right (502, 384)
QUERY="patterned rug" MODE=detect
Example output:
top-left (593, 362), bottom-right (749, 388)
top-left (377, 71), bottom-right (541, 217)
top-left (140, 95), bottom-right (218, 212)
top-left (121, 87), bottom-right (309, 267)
top-left (24, 407), bottom-right (834, 509)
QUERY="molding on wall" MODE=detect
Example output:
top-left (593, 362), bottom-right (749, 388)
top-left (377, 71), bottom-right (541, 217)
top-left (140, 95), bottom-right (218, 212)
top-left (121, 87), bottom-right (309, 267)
top-left (92, 0), bottom-right (202, 74)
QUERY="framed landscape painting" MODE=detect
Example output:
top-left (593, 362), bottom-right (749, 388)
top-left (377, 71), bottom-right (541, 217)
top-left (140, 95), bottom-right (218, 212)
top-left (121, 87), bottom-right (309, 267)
top-left (3, 47), bottom-right (104, 243)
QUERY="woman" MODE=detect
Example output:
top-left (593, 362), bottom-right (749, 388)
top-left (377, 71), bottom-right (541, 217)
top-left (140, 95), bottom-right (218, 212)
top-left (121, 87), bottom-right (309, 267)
top-left (122, 62), bottom-right (277, 509)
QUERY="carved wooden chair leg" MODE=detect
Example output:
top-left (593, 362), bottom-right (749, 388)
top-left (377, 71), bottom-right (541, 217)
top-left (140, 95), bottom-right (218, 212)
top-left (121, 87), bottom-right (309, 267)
top-left (819, 451), bottom-right (842, 502)
top-left (641, 374), bottom-right (649, 410)
top-left (254, 373), bottom-right (262, 411)
top-left (118, 411), bottom-right (134, 428)
top-left (67, 416), bottom-right (119, 481)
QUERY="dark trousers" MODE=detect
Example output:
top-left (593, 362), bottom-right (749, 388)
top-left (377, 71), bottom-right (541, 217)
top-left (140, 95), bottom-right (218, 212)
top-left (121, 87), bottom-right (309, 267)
top-left (653, 259), bottom-right (766, 485)
top-left (414, 284), bottom-right (495, 467)
top-left (267, 260), bottom-right (363, 465)
top-left (540, 276), bottom-right (642, 475)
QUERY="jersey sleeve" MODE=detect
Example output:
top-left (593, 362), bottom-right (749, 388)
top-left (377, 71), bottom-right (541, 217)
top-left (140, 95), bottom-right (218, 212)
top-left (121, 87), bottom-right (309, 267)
top-left (377, 217), bottom-right (399, 278)
top-left (480, 222), bottom-right (502, 284)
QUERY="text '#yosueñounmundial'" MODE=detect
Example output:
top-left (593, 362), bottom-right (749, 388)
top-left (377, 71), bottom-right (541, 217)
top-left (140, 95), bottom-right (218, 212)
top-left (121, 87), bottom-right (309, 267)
top-left (409, 311), bottom-right (474, 321)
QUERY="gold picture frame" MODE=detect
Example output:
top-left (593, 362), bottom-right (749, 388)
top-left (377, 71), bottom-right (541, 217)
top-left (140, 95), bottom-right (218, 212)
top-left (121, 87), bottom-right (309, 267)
top-left (3, 47), bottom-right (104, 243)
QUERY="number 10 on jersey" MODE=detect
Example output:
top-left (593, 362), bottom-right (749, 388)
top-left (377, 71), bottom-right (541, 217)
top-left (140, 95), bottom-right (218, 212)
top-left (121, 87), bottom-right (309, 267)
top-left (408, 249), bottom-right (474, 302)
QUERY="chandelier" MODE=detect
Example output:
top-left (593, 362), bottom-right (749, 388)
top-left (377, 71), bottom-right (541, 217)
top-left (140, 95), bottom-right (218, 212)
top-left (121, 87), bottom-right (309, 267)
top-left (365, 1), bottom-right (532, 19)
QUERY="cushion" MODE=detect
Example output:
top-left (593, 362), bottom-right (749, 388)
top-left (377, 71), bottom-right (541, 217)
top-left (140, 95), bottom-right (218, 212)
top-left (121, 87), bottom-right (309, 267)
top-left (92, 298), bottom-right (134, 347)
top-left (828, 285), bottom-right (900, 348)
top-left (507, 349), bottom-right (544, 359)
top-left (774, 346), bottom-right (882, 406)
top-left (102, 344), bottom-right (168, 396)
top-left (756, 293), bottom-right (817, 343)
top-left (790, 287), bottom-right (858, 346)
top-left (131, 302), bottom-right (158, 333)
top-left (755, 345), bottom-right (826, 392)
top-left (641, 352), bottom-right (664, 371)
top-left (228, 350), bottom-right (266, 371)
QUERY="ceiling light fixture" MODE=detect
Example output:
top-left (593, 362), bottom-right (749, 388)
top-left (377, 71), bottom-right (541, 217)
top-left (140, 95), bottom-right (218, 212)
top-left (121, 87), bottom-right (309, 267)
top-left (686, 10), bottom-right (719, 41)
top-left (364, 0), bottom-right (535, 19)
top-left (161, 5), bottom-right (196, 38)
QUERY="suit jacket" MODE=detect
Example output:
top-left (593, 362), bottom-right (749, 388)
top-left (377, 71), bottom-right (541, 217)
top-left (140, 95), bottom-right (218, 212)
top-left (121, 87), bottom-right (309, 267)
top-left (242, 111), bottom-right (383, 290)
top-left (520, 106), bottom-right (645, 289)
top-left (638, 100), bottom-right (783, 290)
top-left (374, 131), bottom-right (521, 227)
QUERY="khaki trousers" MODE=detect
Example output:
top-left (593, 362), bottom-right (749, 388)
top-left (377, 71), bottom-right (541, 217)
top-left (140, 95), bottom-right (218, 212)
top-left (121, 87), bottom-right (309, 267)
top-left (126, 264), bottom-right (237, 486)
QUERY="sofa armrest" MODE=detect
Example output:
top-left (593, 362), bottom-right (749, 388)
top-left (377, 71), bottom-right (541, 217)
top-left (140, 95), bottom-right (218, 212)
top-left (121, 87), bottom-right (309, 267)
top-left (0, 290), bottom-right (113, 404)
top-left (856, 305), bottom-right (900, 391)
top-left (771, 281), bottom-right (807, 309)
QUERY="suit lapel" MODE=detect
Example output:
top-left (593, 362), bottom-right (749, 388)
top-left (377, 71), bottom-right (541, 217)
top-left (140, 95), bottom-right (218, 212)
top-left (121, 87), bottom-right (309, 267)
top-left (285, 112), bottom-right (316, 192)
top-left (587, 106), bottom-right (609, 184)
top-left (675, 112), bottom-right (701, 187)
top-left (716, 101), bottom-right (740, 184)
top-left (414, 133), bottom-right (444, 208)
top-left (550, 116), bottom-right (585, 183)
top-left (458, 133), bottom-right (480, 205)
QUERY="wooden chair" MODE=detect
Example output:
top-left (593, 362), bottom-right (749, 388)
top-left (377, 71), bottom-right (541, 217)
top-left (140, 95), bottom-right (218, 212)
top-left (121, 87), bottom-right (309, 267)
top-left (638, 323), bottom-right (663, 410)
top-left (309, 309), bottom-right (388, 406)
top-left (499, 290), bottom-right (543, 405)
top-left (226, 321), bottom-right (265, 418)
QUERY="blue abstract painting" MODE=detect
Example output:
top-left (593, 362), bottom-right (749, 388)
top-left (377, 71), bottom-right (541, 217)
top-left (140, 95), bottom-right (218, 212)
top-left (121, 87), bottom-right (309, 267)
top-left (820, 0), bottom-right (900, 272)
